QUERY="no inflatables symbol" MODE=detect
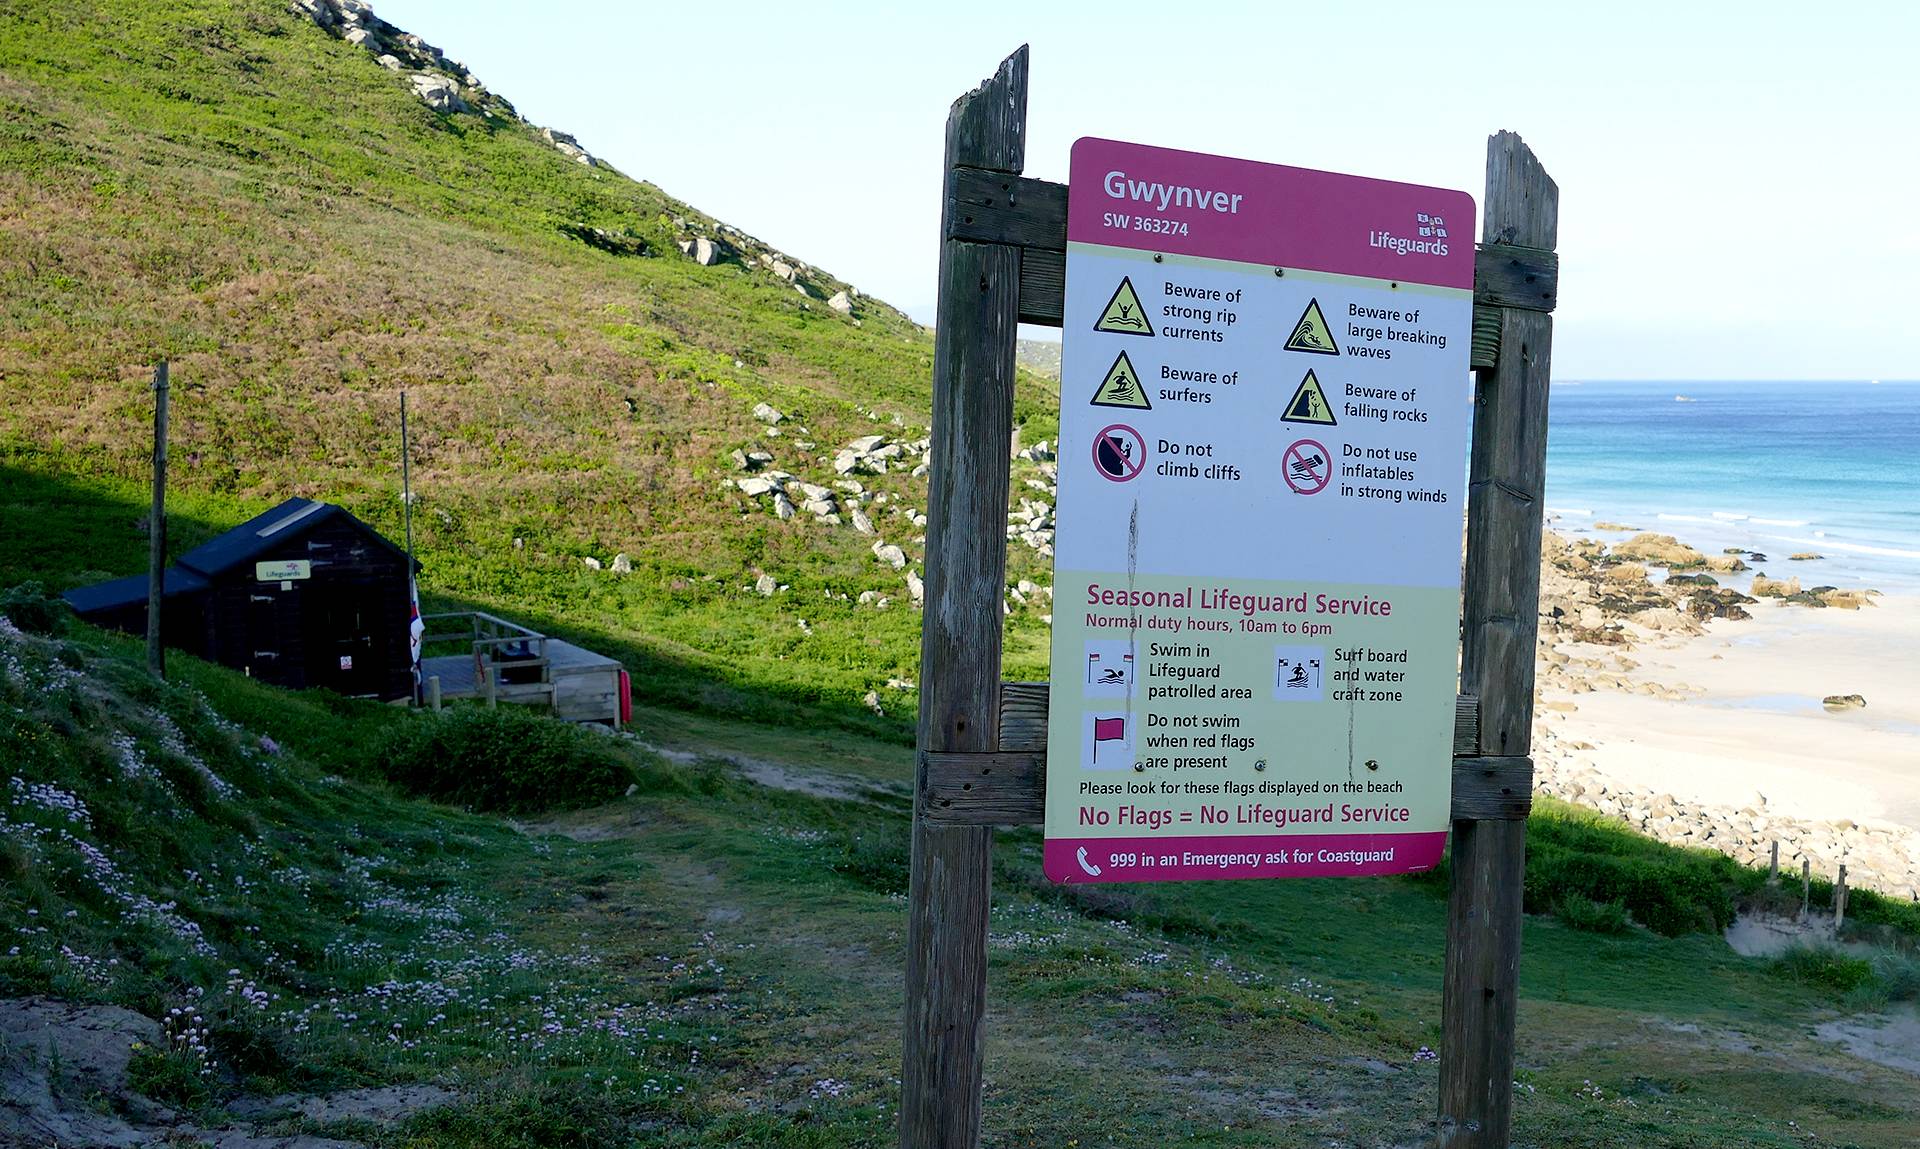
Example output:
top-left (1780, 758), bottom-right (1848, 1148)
top-left (1285, 298), bottom-right (1340, 356)
top-left (1090, 350), bottom-right (1152, 410)
top-left (1093, 423), bottom-right (1146, 482)
top-left (1094, 277), bottom-right (1155, 337)
top-left (1283, 438), bottom-right (1330, 495)
top-left (1283, 370), bottom-right (1338, 426)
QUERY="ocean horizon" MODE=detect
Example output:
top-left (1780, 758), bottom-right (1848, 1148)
top-left (1540, 379), bottom-right (1920, 594)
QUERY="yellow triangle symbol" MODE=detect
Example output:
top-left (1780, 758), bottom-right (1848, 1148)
top-left (1285, 297), bottom-right (1340, 356)
top-left (1283, 370), bottom-right (1337, 425)
top-left (1089, 351), bottom-right (1151, 410)
top-left (1094, 277), bottom-right (1155, 337)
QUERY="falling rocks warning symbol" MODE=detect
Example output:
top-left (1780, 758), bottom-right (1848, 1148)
top-left (1090, 350), bottom-right (1151, 409)
top-left (1094, 277), bottom-right (1155, 337)
top-left (1283, 370), bottom-right (1338, 426)
top-left (1285, 298), bottom-right (1340, 356)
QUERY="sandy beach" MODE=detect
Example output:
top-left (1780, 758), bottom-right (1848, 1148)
top-left (1527, 531), bottom-right (1920, 898)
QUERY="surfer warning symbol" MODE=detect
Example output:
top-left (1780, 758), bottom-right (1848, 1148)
top-left (1090, 351), bottom-right (1152, 410)
top-left (1094, 277), bottom-right (1155, 336)
top-left (1283, 370), bottom-right (1338, 426)
top-left (1285, 298), bottom-right (1340, 356)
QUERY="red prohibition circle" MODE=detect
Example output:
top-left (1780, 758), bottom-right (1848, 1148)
top-left (1092, 423), bottom-right (1147, 483)
top-left (1283, 438), bottom-right (1331, 495)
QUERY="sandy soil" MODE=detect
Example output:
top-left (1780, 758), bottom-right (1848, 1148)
top-left (1543, 596), bottom-right (1920, 832)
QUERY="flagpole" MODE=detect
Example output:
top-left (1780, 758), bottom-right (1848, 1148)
top-left (401, 391), bottom-right (420, 704)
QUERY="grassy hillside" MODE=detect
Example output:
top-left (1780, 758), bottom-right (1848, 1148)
top-left (0, 613), bottom-right (1916, 1147)
top-left (0, 0), bottom-right (1060, 739)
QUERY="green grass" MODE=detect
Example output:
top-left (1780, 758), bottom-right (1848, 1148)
top-left (0, 0), bottom-right (1060, 744)
top-left (5, 604), bottom-right (1920, 1146)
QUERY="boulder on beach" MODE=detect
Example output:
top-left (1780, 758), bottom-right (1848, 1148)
top-left (1789, 552), bottom-right (1824, 561)
top-left (1750, 574), bottom-right (1800, 598)
top-left (1821, 694), bottom-right (1866, 711)
top-left (1704, 554), bottom-right (1749, 573)
top-left (1612, 532), bottom-right (1706, 568)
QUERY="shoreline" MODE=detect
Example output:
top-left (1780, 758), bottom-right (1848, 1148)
top-left (1529, 526), bottom-right (1920, 901)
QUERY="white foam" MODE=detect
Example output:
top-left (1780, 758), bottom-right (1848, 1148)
top-left (1750, 517), bottom-right (1809, 527)
top-left (1711, 511), bottom-right (1750, 522)
top-left (1657, 513), bottom-right (1718, 525)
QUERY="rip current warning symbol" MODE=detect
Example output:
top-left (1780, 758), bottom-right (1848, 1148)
top-left (1094, 277), bottom-right (1155, 337)
top-left (1090, 350), bottom-right (1151, 410)
top-left (1283, 370), bottom-right (1338, 426)
top-left (1285, 298), bottom-right (1340, 356)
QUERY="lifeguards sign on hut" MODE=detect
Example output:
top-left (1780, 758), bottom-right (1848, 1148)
top-left (1044, 138), bottom-right (1476, 884)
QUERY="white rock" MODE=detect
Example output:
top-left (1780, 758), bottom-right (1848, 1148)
top-left (770, 260), bottom-right (796, 281)
top-left (410, 73), bottom-right (464, 112)
top-left (906, 570), bottom-right (925, 604)
top-left (828, 290), bottom-right (854, 314)
top-left (858, 590), bottom-right (878, 605)
top-left (735, 477), bottom-right (776, 497)
top-left (611, 553), bottom-right (632, 574)
top-left (583, 556), bottom-right (603, 570)
top-left (377, 54), bottom-right (403, 71)
top-left (694, 237), bottom-right (722, 266)
top-left (773, 493), bottom-right (796, 520)
top-left (755, 574), bottom-right (777, 596)
top-left (872, 542), bottom-right (907, 569)
top-left (752, 402), bottom-right (784, 424)
top-left (850, 510), bottom-right (875, 535)
top-left (848, 434), bottom-right (888, 453)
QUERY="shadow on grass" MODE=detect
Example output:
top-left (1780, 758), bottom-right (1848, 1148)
top-left (0, 462), bottom-right (907, 745)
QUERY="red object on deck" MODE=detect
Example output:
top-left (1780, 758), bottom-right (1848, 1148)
top-left (618, 669), bottom-right (632, 726)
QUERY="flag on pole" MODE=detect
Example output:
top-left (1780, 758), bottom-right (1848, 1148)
top-left (1092, 716), bottom-right (1126, 763)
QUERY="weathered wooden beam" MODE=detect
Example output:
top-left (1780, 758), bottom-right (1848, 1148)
top-left (899, 45), bottom-right (1027, 1149)
top-left (1439, 129), bottom-right (1558, 1149)
top-left (994, 681), bottom-right (1478, 757)
top-left (918, 749), bottom-right (1528, 828)
top-left (947, 167), bottom-right (1557, 329)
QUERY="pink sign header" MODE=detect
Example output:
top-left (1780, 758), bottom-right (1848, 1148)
top-left (1068, 137), bottom-right (1476, 290)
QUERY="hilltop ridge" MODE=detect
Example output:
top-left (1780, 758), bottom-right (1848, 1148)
top-left (0, 0), bottom-right (1060, 735)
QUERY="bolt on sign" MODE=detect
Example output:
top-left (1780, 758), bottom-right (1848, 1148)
top-left (1045, 138), bottom-right (1476, 884)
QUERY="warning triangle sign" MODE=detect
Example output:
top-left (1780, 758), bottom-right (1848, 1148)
top-left (1094, 277), bottom-right (1155, 337)
top-left (1284, 298), bottom-right (1340, 356)
top-left (1283, 370), bottom-right (1338, 426)
top-left (1089, 351), bottom-right (1151, 410)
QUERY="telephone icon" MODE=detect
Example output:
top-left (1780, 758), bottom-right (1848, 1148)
top-left (1076, 847), bottom-right (1102, 877)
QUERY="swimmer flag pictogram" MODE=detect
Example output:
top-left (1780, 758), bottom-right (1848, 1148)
top-left (1284, 297), bottom-right (1340, 356)
top-left (1089, 350), bottom-right (1152, 410)
top-left (1282, 370), bottom-right (1338, 426)
top-left (1093, 277), bottom-right (1155, 337)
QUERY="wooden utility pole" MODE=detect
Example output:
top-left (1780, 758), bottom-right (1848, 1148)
top-left (899, 47), bottom-right (1026, 1149)
top-left (1439, 133), bottom-right (1559, 1149)
top-left (146, 360), bottom-right (170, 678)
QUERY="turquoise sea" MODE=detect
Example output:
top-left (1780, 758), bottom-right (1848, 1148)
top-left (1541, 380), bottom-right (1920, 594)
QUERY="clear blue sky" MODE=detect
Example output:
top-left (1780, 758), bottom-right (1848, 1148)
top-left (379, 0), bottom-right (1919, 380)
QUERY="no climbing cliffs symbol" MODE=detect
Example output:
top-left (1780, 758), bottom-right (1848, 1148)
top-left (1283, 370), bottom-right (1338, 426)
top-left (1090, 351), bottom-right (1151, 410)
top-left (1094, 277), bottom-right (1155, 337)
top-left (1285, 298), bottom-right (1340, 356)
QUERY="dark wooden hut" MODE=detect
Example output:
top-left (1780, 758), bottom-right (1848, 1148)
top-left (65, 498), bottom-right (416, 700)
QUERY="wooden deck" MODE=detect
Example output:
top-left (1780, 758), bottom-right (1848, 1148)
top-left (418, 612), bottom-right (623, 726)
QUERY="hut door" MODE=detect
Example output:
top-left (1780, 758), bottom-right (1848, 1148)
top-left (245, 586), bottom-right (298, 687)
top-left (307, 582), bottom-right (379, 696)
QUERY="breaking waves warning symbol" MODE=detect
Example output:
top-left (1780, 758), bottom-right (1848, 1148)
top-left (1094, 277), bottom-right (1155, 337)
top-left (1283, 370), bottom-right (1338, 426)
top-left (1089, 351), bottom-right (1151, 410)
top-left (1284, 297), bottom-right (1340, 356)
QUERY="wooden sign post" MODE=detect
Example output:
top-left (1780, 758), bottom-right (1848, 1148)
top-left (904, 47), bottom-right (1559, 1149)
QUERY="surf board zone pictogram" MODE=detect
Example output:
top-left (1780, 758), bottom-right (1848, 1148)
top-left (1089, 351), bottom-right (1151, 409)
top-left (1093, 277), bottom-right (1155, 336)
top-left (1285, 298), bottom-right (1340, 356)
top-left (1282, 370), bottom-right (1338, 425)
